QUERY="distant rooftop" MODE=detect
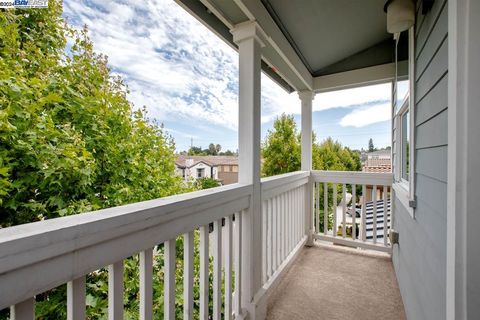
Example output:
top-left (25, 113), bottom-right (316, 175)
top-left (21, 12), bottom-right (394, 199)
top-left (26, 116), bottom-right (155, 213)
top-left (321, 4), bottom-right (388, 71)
top-left (175, 155), bottom-right (238, 168)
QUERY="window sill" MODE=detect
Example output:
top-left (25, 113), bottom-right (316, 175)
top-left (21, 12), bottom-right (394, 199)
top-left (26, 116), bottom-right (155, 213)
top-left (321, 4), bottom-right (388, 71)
top-left (392, 182), bottom-right (415, 219)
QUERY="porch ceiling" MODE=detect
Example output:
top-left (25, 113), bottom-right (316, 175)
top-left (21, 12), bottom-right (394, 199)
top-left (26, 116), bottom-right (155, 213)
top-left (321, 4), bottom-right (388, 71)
top-left (176, 0), bottom-right (404, 93)
top-left (261, 0), bottom-right (392, 77)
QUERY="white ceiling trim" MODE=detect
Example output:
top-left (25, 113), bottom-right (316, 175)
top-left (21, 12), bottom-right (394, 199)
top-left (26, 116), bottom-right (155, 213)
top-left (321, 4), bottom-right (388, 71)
top-left (313, 62), bottom-right (408, 93)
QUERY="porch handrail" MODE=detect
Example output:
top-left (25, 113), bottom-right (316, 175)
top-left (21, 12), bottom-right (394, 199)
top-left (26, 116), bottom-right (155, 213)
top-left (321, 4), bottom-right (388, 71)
top-left (311, 170), bottom-right (393, 186)
top-left (260, 171), bottom-right (309, 199)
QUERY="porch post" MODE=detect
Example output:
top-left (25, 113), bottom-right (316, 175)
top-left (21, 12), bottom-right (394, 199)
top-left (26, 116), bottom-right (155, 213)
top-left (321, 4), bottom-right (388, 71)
top-left (231, 22), bottom-right (266, 320)
top-left (447, 0), bottom-right (480, 318)
top-left (299, 91), bottom-right (315, 246)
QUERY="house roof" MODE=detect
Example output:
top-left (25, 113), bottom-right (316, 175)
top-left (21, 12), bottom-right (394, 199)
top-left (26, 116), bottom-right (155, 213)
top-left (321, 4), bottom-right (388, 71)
top-left (363, 164), bottom-right (392, 173)
top-left (365, 149), bottom-right (392, 157)
top-left (351, 199), bottom-right (391, 241)
top-left (175, 155), bottom-right (239, 169)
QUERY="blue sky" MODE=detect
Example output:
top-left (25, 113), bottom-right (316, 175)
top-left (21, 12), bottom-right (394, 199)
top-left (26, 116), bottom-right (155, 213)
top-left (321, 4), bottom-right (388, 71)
top-left (63, 0), bottom-right (392, 152)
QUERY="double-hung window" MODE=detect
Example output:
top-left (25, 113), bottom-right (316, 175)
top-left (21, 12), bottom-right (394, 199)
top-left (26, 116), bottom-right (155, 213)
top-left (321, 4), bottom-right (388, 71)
top-left (393, 27), bottom-right (415, 217)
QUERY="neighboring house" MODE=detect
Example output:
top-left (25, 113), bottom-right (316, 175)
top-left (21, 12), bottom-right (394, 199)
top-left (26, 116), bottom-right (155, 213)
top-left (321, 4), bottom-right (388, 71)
top-left (175, 155), bottom-right (239, 185)
top-left (362, 150), bottom-right (392, 202)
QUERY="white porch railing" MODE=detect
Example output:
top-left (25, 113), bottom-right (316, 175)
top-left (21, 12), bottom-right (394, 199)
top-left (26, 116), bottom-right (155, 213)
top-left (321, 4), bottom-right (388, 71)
top-left (0, 184), bottom-right (252, 320)
top-left (0, 170), bottom-right (392, 319)
top-left (311, 170), bottom-right (394, 253)
top-left (260, 171), bottom-right (309, 288)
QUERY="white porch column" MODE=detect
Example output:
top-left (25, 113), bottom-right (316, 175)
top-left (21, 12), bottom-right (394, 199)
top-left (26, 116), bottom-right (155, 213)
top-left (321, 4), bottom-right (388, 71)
top-left (299, 91), bottom-right (315, 246)
top-left (447, 0), bottom-right (480, 318)
top-left (231, 22), bottom-right (266, 320)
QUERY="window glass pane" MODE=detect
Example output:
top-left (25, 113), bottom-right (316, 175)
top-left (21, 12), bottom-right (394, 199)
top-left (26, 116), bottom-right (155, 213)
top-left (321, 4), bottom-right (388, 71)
top-left (402, 110), bottom-right (410, 181)
top-left (397, 80), bottom-right (409, 110)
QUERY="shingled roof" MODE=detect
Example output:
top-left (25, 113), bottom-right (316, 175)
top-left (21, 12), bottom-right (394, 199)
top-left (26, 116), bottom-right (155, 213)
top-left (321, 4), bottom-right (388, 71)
top-left (175, 155), bottom-right (238, 168)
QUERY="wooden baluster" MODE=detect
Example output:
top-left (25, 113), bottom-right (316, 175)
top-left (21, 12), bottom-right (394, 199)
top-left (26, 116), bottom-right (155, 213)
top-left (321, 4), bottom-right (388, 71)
top-left (234, 212), bottom-right (242, 318)
top-left (273, 196), bottom-right (278, 271)
top-left (333, 184), bottom-right (337, 237)
top-left (342, 184), bottom-right (347, 238)
top-left (373, 185), bottom-right (378, 244)
top-left (140, 249), bottom-right (153, 320)
top-left (199, 225), bottom-right (209, 320)
top-left (10, 298), bottom-right (35, 320)
top-left (295, 188), bottom-right (298, 246)
top-left (280, 193), bottom-right (285, 262)
top-left (316, 183), bottom-right (320, 235)
top-left (108, 261), bottom-right (124, 320)
top-left (324, 183), bottom-right (328, 235)
top-left (268, 198), bottom-right (273, 278)
top-left (213, 219), bottom-right (222, 320)
top-left (288, 190), bottom-right (292, 252)
top-left (224, 216), bottom-right (233, 320)
top-left (67, 276), bottom-right (86, 320)
top-left (184, 232), bottom-right (194, 320)
top-left (383, 186), bottom-right (389, 246)
top-left (361, 185), bottom-right (367, 242)
top-left (352, 185), bottom-right (357, 240)
top-left (261, 201), bottom-right (267, 284)
top-left (164, 240), bottom-right (176, 320)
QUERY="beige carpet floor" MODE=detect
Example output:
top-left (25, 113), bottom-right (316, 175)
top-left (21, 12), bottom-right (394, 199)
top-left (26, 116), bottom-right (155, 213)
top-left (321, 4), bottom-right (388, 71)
top-left (266, 243), bottom-right (406, 320)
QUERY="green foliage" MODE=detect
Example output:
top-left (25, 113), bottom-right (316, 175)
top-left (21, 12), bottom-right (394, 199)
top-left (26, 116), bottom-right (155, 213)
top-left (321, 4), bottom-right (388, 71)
top-left (187, 143), bottom-right (234, 156)
top-left (0, 2), bottom-right (200, 319)
top-left (262, 114), bottom-right (361, 176)
top-left (196, 177), bottom-right (220, 190)
top-left (368, 138), bottom-right (375, 152)
top-left (262, 113), bottom-right (301, 176)
top-left (314, 137), bottom-right (361, 172)
top-left (0, 1), bottom-right (190, 227)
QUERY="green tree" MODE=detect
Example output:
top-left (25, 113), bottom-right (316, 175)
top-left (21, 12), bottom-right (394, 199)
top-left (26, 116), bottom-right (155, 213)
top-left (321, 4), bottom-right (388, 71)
top-left (368, 138), bottom-right (375, 152)
top-left (196, 177), bottom-right (220, 189)
top-left (262, 113), bottom-right (301, 176)
top-left (0, 2), bottom-right (197, 318)
top-left (188, 146), bottom-right (205, 155)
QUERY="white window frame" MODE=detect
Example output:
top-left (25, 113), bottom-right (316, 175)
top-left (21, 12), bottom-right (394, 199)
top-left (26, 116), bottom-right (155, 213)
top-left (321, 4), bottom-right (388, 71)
top-left (392, 27), bottom-right (415, 218)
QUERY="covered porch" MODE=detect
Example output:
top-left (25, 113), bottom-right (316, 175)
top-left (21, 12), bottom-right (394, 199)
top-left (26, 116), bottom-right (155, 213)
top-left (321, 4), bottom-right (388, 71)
top-left (1, 0), bottom-right (409, 319)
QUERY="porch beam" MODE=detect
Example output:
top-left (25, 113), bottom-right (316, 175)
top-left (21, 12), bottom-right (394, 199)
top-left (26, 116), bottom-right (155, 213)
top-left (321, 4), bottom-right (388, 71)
top-left (231, 21), bottom-right (265, 319)
top-left (233, 0), bottom-right (313, 91)
top-left (313, 62), bottom-right (408, 93)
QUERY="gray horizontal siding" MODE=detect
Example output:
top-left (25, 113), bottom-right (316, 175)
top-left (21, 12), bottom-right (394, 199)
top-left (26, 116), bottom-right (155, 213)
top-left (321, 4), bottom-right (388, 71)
top-left (416, 4), bottom-right (448, 79)
top-left (393, 1), bottom-right (448, 320)
top-left (416, 146), bottom-right (448, 182)
top-left (416, 108), bottom-right (447, 149)
top-left (416, 73), bottom-right (447, 125)
top-left (415, 37), bottom-right (448, 103)
top-left (393, 198), bottom-right (446, 320)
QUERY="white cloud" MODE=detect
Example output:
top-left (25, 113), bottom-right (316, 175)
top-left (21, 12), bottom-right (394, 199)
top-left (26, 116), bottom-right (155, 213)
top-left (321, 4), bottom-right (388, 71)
top-left (64, 0), bottom-right (240, 128)
top-left (63, 0), bottom-right (392, 134)
top-left (339, 102), bottom-right (391, 128)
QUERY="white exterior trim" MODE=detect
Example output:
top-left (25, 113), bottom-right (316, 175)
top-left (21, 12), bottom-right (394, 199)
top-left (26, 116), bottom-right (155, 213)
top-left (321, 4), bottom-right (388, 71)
top-left (313, 62), bottom-right (407, 93)
top-left (447, 0), bottom-right (480, 318)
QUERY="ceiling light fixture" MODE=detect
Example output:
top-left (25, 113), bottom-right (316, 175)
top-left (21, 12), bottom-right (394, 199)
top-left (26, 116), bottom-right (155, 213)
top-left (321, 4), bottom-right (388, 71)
top-left (384, 0), bottom-right (416, 34)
